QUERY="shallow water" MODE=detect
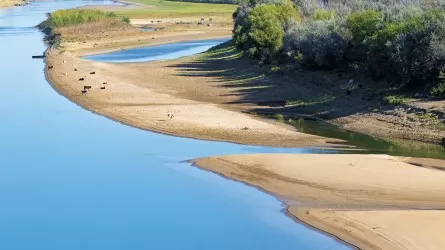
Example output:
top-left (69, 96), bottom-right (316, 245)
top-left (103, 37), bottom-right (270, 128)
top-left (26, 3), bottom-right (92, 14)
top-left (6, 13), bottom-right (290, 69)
top-left (0, 1), bottom-right (349, 249)
top-left (287, 117), bottom-right (445, 159)
top-left (83, 38), bottom-right (230, 63)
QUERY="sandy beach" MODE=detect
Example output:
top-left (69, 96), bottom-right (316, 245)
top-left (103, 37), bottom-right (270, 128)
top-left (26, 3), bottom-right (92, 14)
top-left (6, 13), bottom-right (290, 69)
top-left (192, 154), bottom-right (445, 249)
top-left (0, 0), bottom-right (25, 8)
top-left (45, 29), bottom-right (338, 147)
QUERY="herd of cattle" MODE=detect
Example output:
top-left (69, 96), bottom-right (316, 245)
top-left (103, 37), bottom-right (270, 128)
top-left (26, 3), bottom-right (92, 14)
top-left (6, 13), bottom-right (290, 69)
top-left (47, 64), bottom-right (108, 95)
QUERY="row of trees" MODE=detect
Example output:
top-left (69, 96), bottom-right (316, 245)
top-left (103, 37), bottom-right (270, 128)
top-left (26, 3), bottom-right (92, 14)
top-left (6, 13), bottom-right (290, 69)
top-left (232, 0), bottom-right (445, 95)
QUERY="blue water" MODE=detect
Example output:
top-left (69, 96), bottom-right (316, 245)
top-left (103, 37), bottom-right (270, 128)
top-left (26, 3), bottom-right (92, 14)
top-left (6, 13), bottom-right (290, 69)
top-left (0, 1), bottom-right (349, 249)
top-left (83, 38), bottom-right (230, 63)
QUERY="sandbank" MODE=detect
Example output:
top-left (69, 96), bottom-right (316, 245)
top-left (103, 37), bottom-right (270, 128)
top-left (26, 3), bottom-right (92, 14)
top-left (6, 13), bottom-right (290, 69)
top-left (192, 154), bottom-right (445, 249)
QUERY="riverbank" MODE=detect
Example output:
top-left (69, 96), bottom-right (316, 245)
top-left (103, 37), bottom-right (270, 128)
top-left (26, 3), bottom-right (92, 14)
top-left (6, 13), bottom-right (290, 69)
top-left (192, 154), bottom-right (445, 249)
top-left (45, 31), bottom-right (339, 148)
top-left (41, 0), bottom-right (445, 148)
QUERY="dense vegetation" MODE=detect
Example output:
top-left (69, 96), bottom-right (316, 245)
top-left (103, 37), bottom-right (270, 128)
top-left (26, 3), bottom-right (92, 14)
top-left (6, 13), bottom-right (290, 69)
top-left (43, 9), bottom-right (130, 28)
top-left (232, 0), bottom-right (445, 96)
top-left (168, 0), bottom-right (238, 4)
top-left (38, 9), bottom-right (130, 45)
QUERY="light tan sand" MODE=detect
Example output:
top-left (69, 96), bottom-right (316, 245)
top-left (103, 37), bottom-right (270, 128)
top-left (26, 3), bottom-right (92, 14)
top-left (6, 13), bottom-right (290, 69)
top-left (45, 33), bottom-right (340, 147)
top-left (192, 154), bottom-right (445, 249)
top-left (294, 209), bottom-right (445, 250)
top-left (0, 0), bottom-right (24, 7)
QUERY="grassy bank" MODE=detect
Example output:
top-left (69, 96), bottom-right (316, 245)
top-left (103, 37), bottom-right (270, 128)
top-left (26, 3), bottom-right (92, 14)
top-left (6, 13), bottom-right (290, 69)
top-left (116, 0), bottom-right (237, 18)
top-left (38, 9), bottom-right (131, 45)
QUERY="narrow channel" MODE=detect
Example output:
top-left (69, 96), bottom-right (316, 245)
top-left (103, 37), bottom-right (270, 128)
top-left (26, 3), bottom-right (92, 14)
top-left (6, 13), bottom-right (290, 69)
top-left (0, 1), bottom-right (349, 249)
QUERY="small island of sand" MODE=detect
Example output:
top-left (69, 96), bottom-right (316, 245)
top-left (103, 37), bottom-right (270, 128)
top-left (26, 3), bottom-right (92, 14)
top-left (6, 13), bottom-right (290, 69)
top-left (192, 154), bottom-right (445, 250)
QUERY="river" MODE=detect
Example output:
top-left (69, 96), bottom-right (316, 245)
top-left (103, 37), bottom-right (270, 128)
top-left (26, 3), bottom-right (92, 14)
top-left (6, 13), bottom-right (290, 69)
top-left (0, 1), bottom-right (349, 249)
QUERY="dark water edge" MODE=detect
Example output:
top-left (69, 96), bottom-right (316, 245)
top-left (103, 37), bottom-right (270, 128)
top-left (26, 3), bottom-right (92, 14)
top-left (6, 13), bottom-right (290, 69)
top-left (263, 114), bottom-right (445, 159)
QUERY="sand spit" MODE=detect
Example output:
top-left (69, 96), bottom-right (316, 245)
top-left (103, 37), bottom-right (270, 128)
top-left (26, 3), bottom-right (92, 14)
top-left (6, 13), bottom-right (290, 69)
top-left (192, 154), bottom-right (445, 249)
top-left (45, 36), bottom-right (340, 147)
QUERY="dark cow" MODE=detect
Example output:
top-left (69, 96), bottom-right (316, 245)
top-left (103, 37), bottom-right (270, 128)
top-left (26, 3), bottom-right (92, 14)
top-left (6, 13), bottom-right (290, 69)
top-left (100, 86), bottom-right (106, 90)
top-left (81, 90), bottom-right (87, 94)
top-left (47, 65), bottom-right (54, 70)
top-left (79, 78), bottom-right (85, 81)
top-left (103, 82), bottom-right (107, 85)
top-left (83, 86), bottom-right (92, 91)
top-left (90, 71), bottom-right (95, 75)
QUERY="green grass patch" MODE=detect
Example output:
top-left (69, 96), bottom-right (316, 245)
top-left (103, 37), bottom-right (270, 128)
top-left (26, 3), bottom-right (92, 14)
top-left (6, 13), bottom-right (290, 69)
top-left (415, 112), bottom-right (439, 121)
top-left (383, 95), bottom-right (407, 105)
top-left (274, 113), bottom-right (285, 122)
top-left (286, 95), bottom-right (335, 106)
top-left (45, 9), bottom-right (128, 28)
top-left (116, 0), bottom-right (237, 18)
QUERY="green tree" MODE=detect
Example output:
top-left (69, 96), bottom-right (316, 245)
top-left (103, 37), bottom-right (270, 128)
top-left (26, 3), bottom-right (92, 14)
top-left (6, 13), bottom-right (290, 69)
top-left (247, 5), bottom-right (284, 60)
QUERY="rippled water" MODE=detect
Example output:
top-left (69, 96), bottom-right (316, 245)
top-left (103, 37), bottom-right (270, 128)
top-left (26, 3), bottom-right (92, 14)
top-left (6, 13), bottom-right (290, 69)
top-left (0, 1), bottom-right (349, 249)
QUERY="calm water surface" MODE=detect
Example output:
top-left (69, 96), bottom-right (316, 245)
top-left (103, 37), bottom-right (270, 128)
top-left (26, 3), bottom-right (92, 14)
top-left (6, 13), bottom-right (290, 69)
top-left (0, 1), bottom-right (349, 249)
top-left (83, 38), bottom-right (230, 63)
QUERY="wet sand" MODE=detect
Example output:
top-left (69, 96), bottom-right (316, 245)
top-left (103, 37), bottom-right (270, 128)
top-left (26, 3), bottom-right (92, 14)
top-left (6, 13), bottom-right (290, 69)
top-left (192, 154), bottom-right (445, 250)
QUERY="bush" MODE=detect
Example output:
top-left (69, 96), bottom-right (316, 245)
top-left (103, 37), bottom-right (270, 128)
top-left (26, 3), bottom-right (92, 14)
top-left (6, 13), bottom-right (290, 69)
top-left (383, 95), bottom-right (407, 105)
top-left (431, 72), bottom-right (445, 96)
top-left (346, 10), bottom-right (382, 44)
top-left (284, 20), bottom-right (350, 69)
top-left (247, 5), bottom-right (284, 60)
top-left (311, 8), bottom-right (335, 21)
top-left (233, 0), bottom-right (300, 61)
top-left (45, 9), bottom-right (127, 28)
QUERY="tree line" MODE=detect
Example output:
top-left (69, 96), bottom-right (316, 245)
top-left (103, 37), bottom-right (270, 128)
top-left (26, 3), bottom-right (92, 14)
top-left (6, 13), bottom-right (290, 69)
top-left (232, 0), bottom-right (445, 96)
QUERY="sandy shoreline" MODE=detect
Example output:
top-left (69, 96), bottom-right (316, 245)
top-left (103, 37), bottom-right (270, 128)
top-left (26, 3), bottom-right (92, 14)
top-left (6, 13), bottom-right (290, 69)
top-left (192, 154), bottom-right (445, 250)
top-left (45, 31), bottom-right (340, 148)
top-left (0, 0), bottom-right (25, 8)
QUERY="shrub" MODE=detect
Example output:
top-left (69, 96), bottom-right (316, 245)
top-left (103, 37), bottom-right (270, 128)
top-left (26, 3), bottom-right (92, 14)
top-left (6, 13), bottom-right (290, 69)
top-left (234, 0), bottom-right (300, 60)
top-left (311, 8), bottom-right (335, 21)
top-left (383, 95), bottom-right (407, 105)
top-left (45, 9), bottom-right (125, 28)
top-left (346, 10), bottom-right (382, 44)
top-left (431, 72), bottom-right (445, 96)
top-left (284, 20), bottom-right (350, 69)
top-left (247, 4), bottom-right (284, 60)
